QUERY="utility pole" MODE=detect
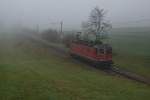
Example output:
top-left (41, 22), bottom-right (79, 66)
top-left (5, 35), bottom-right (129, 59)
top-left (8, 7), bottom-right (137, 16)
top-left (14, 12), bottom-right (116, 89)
top-left (36, 24), bottom-right (39, 33)
top-left (60, 21), bottom-right (63, 42)
top-left (60, 21), bottom-right (63, 33)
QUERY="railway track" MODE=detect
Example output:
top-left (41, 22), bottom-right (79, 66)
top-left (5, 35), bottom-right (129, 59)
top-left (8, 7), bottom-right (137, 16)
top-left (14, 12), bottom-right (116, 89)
top-left (111, 66), bottom-right (150, 85)
top-left (23, 34), bottom-right (150, 85)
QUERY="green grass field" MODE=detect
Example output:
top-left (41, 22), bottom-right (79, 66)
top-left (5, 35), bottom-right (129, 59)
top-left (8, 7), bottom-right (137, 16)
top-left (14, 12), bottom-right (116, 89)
top-left (108, 27), bottom-right (150, 78)
top-left (0, 32), bottom-right (150, 100)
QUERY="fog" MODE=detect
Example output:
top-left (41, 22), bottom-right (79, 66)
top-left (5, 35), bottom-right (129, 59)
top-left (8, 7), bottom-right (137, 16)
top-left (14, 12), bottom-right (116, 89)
top-left (0, 0), bottom-right (150, 30)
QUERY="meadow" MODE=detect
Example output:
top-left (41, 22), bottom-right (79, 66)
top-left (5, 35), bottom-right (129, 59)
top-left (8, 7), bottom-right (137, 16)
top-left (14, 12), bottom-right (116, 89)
top-left (0, 32), bottom-right (149, 100)
top-left (109, 27), bottom-right (150, 78)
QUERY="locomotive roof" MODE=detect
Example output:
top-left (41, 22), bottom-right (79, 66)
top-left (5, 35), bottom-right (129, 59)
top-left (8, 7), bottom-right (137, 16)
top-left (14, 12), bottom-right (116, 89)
top-left (73, 40), bottom-right (112, 49)
top-left (94, 44), bottom-right (112, 49)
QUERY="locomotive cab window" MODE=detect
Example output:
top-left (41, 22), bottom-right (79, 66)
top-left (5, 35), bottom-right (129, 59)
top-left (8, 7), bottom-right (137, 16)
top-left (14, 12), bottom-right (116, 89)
top-left (106, 48), bottom-right (112, 54)
top-left (97, 48), bottom-right (105, 54)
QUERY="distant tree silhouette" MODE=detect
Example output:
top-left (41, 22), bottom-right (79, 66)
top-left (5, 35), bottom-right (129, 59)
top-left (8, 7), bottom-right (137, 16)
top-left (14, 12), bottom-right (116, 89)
top-left (41, 29), bottom-right (59, 43)
top-left (82, 7), bottom-right (111, 43)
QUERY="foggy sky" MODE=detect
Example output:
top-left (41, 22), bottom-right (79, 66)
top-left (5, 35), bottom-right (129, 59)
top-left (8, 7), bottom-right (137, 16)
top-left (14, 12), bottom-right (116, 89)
top-left (0, 0), bottom-right (150, 30)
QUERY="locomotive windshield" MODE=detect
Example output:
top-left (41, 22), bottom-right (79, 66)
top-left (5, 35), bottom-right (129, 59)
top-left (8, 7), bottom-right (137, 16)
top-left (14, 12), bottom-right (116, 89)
top-left (106, 48), bottom-right (112, 54)
top-left (97, 48), bottom-right (104, 54)
top-left (96, 44), bottom-right (112, 54)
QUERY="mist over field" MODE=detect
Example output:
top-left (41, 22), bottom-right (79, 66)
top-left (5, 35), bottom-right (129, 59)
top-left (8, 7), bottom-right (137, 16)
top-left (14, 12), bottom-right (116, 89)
top-left (0, 0), bottom-right (150, 31)
top-left (0, 0), bottom-right (150, 100)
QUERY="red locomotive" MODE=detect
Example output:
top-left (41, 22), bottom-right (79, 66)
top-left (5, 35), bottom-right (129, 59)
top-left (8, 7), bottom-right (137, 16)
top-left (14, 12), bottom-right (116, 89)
top-left (69, 33), bottom-right (113, 68)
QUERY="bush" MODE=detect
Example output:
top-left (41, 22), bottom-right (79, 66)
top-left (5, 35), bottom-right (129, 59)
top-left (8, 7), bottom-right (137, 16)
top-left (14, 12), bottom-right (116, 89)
top-left (41, 29), bottom-right (60, 43)
top-left (63, 33), bottom-right (75, 47)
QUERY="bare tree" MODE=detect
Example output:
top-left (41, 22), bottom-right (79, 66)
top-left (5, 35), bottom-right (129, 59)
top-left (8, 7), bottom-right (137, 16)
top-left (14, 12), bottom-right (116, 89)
top-left (82, 7), bottom-right (111, 42)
